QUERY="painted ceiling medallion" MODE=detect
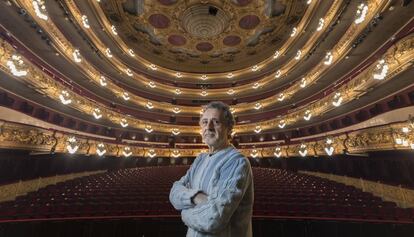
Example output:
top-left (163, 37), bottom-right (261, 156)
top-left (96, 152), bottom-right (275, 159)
top-left (105, 0), bottom-right (304, 72)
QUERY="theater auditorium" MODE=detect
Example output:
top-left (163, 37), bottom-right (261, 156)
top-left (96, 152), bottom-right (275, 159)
top-left (0, 0), bottom-right (413, 236)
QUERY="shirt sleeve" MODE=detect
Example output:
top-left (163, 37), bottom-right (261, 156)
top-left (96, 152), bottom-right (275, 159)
top-left (181, 156), bottom-right (251, 234)
top-left (169, 157), bottom-right (203, 210)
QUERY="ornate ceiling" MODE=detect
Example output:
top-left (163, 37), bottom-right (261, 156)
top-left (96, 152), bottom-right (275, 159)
top-left (0, 0), bottom-right (413, 158)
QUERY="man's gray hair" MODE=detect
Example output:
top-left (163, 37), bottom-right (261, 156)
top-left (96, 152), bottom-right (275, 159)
top-left (201, 101), bottom-right (235, 134)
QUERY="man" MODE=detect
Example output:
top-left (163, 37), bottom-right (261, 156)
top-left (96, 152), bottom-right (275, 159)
top-left (169, 101), bottom-right (254, 237)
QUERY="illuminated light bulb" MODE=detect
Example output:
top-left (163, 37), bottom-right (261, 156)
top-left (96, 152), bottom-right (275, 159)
top-left (6, 55), bottom-right (27, 77)
top-left (146, 102), bottom-right (154, 109)
top-left (59, 90), bottom-right (72, 105)
top-left (324, 51), bottom-right (333, 65)
top-left (125, 68), bottom-right (133, 77)
top-left (111, 25), bottom-right (118, 35)
top-left (290, 27), bottom-right (297, 37)
top-left (229, 107), bottom-right (235, 114)
top-left (99, 76), bottom-right (107, 87)
top-left (275, 70), bottom-right (281, 78)
top-left (105, 48), bottom-right (113, 58)
top-left (316, 18), bottom-right (324, 31)
top-left (273, 50), bottom-right (280, 59)
top-left (295, 50), bottom-right (302, 60)
top-left (252, 82), bottom-right (260, 89)
top-left (172, 107), bottom-right (181, 114)
top-left (254, 126), bottom-right (262, 133)
top-left (81, 15), bottom-right (90, 28)
top-left (145, 125), bottom-right (153, 133)
top-left (278, 120), bottom-right (286, 129)
top-left (306, 0), bottom-right (312, 4)
top-left (171, 150), bottom-right (181, 158)
top-left (66, 136), bottom-right (79, 154)
top-left (395, 138), bottom-right (403, 145)
top-left (332, 92), bottom-right (343, 107)
top-left (274, 147), bottom-right (282, 158)
top-left (122, 92), bottom-right (130, 101)
top-left (402, 139), bottom-right (409, 147)
top-left (325, 146), bottom-right (334, 156)
top-left (277, 93), bottom-right (285, 101)
top-left (254, 102), bottom-right (262, 110)
top-left (410, 142), bottom-right (414, 150)
top-left (402, 127), bottom-right (410, 133)
top-left (72, 49), bottom-right (82, 63)
top-left (172, 128), bottom-right (180, 135)
top-left (128, 49), bottom-right (135, 57)
top-left (300, 77), bottom-right (307, 88)
top-left (226, 73), bottom-right (234, 78)
top-left (200, 74), bottom-right (208, 80)
top-left (200, 90), bottom-right (208, 97)
top-left (148, 81), bottom-right (156, 88)
top-left (175, 88), bottom-right (182, 95)
top-left (149, 64), bottom-right (157, 70)
top-left (303, 110), bottom-right (312, 121)
top-left (231, 130), bottom-right (236, 137)
top-left (227, 89), bottom-right (235, 95)
top-left (175, 72), bottom-right (182, 78)
top-left (120, 118), bottom-right (128, 128)
top-left (299, 144), bottom-right (308, 157)
top-left (355, 3), bottom-right (368, 25)
top-left (373, 59), bottom-right (388, 80)
top-left (250, 149), bottom-right (259, 158)
top-left (96, 143), bottom-right (106, 156)
top-left (147, 149), bottom-right (156, 158)
top-left (251, 65), bottom-right (259, 72)
top-left (123, 146), bottom-right (132, 157)
top-left (93, 108), bottom-right (102, 119)
top-left (33, 0), bottom-right (48, 21)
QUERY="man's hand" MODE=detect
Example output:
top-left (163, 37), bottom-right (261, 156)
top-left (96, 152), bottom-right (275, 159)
top-left (192, 192), bottom-right (208, 205)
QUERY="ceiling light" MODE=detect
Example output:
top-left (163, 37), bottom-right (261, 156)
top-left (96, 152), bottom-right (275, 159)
top-left (252, 82), bottom-right (260, 89)
top-left (122, 92), bottom-right (130, 101)
top-left (332, 92), bottom-right (343, 107)
top-left (274, 146), bottom-right (282, 158)
top-left (120, 118), bottom-right (128, 128)
top-left (172, 128), bottom-right (180, 136)
top-left (149, 64), bottom-right (157, 70)
top-left (72, 49), bottom-right (82, 63)
top-left (81, 15), bottom-right (90, 28)
top-left (254, 126), bottom-right (262, 133)
top-left (172, 107), bottom-right (181, 114)
top-left (227, 89), bottom-right (235, 95)
top-left (273, 50), bottom-right (280, 59)
top-left (105, 48), bottom-right (113, 58)
top-left (111, 25), bottom-right (118, 35)
top-left (303, 110), bottom-right (312, 121)
top-left (200, 90), bottom-right (208, 97)
top-left (373, 59), bottom-right (388, 80)
top-left (143, 125), bottom-right (153, 133)
top-left (125, 68), bottom-right (133, 76)
top-left (226, 73), bottom-right (234, 78)
top-left (278, 120), bottom-right (286, 129)
top-left (175, 72), bottom-right (182, 78)
top-left (254, 102), bottom-right (262, 110)
top-left (146, 101), bottom-right (154, 109)
top-left (123, 146), bottom-right (132, 157)
top-left (277, 93), bottom-right (285, 101)
top-left (33, 0), bottom-right (48, 21)
top-left (251, 65), bottom-right (259, 72)
top-left (355, 3), bottom-right (368, 24)
top-left (128, 49), bottom-right (135, 57)
top-left (96, 143), bottom-right (106, 156)
top-left (148, 81), bottom-right (156, 88)
top-left (300, 77), bottom-right (307, 88)
top-left (175, 88), bottom-right (182, 95)
top-left (66, 136), bottom-right (79, 154)
top-left (6, 55), bottom-right (27, 77)
top-left (316, 18), bottom-right (324, 31)
top-left (290, 27), bottom-right (297, 37)
top-left (275, 70), bottom-right (281, 78)
top-left (59, 90), bottom-right (72, 105)
top-left (99, 76), bottom-right (107, 86)
top-left (200, 74), bottom-right (208, 80)
top-left (324, 51), bottom-right (333, 65)
top-left (294, 50), bottom-right (302, 60)
top-left (299, 144), bottom-right (308, 157)
top-left (93, 108), bottom-right (102, 119)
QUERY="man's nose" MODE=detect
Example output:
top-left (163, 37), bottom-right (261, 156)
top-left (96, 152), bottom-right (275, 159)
top-left (207, 120), bottom-right (215, 129)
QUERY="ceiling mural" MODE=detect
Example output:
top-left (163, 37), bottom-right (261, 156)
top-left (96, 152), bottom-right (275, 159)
top-left (101, 0), bottom-right (305, 72)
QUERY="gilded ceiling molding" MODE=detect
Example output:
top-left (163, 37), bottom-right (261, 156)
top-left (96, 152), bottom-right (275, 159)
top-left (1, 33), bottom-right (412, 135)
top-left (0, 119), bottom-right (412, 158)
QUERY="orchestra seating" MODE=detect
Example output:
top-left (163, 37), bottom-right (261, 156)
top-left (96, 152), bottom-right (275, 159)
top-left (0, 166), bottom-right (412, 223)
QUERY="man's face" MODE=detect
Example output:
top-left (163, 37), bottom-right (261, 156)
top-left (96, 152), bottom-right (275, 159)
top-left (200, 108), bottom-right (229, 148)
